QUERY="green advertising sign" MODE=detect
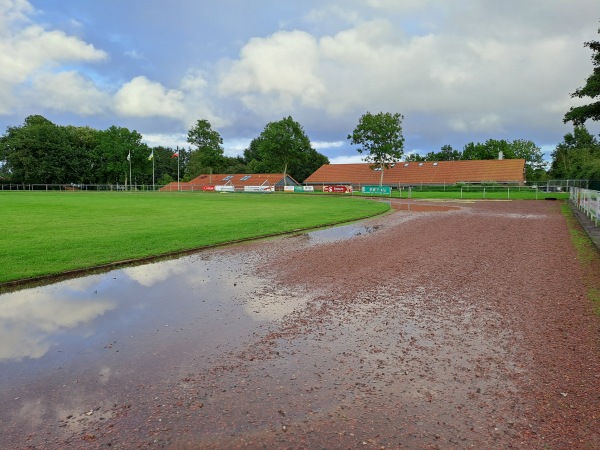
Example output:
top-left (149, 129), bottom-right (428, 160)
top-left (361, 185), bottom-right (392, 195)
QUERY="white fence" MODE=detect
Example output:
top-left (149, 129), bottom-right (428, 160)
top-left (570, 187), bottom-right (600, 226)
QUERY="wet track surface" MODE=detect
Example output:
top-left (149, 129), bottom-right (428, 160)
top-left (1, 200), bottom-right (599, 449)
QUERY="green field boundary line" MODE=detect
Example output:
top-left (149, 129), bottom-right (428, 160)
top-left (0, 209), bottom-right (388, 293)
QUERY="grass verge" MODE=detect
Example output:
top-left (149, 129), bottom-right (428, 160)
top-left (561, 202), bottom-right (600, 315)
top-left (0, 192), bottom-right (389, 284)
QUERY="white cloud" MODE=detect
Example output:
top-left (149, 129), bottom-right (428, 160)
top-left (218, 30), bottom-right (327, 114)
top-left (213, 6), bottom-right (594, 146)
top-left (312, 140), bottom-right (344, 150)
top-left (30, 71), bottom-right (110, 115)
top-left (142, 132), bottom-right (188, 149)
top-left (0, 0), bottom-right (33, 31)
top-left (0, 0), bottom-right (106, 112)
top-left (114, 75), bottom-right (185, 118)
top-left (329, 154), bottom-right (366, 164)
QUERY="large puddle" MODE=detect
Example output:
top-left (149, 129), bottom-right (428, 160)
top-left (0, 220), bottom-right (394, 388)
top-left (0, 252), bottom-right (299, 401)
top-left (0, 205), bottom-right (458, 373)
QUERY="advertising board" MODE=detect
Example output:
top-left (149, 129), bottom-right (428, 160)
top-left (284, 186), bottom-right (315, 193)
top-left (244, 186), bottom-right (273, 192)
top-left (361, 185), bottom-right (392, 195)
top-left (323, 185), bottom-right (353, 194)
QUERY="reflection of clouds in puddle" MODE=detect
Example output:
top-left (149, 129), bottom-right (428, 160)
top-left (122, 258), bottom-right (210, 287)
top-left (0, 288), bottom-right (115, 361)
top-left (123, 259), bottom-right (192, 287)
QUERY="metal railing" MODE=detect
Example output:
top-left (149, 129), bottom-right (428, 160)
top-left (570, 187), bottom-right (600, 226)
top-left (0, 183), bottom-right (161, 191)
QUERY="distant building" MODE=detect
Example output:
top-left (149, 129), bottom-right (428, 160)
top-left (160, 173), bottom-right (300, 192)
top-left (304, 159), bottom-right (526, 188)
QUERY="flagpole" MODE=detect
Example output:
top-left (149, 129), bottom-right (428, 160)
top-left (177, 147), bottom-right (180, 191)
top-left (152, 152), bottom-right (155, 191)
top-left (129, 151), bottom-right (132, 191)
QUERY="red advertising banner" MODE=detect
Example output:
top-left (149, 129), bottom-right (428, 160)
top-left (202, 186), bottom-right (215, 191)
top-left (323, 185), bottom-right (353, 194)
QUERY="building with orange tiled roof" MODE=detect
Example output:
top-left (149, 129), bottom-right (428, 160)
top-left (304, 159), bottom-right (526, 188)
top-left (160, 173), bottom-right (299, 192)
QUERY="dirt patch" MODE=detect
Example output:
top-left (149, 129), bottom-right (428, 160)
top-left (1, 200), bottom-right (599, 449)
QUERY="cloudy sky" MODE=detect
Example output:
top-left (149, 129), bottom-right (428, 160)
top-left (1, 0), bottom-right (599, 163)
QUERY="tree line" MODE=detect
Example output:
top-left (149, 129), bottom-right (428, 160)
top-left (0, 115), bottom-right (329, 185)
top-left (404, 139), bottom-right (547, 181)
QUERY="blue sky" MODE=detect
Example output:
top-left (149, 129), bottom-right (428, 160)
top-left (1, 0), bottom-right (599, 163)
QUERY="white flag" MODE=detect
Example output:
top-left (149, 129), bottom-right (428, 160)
top-left (127, 151), bottom-right (131, 161)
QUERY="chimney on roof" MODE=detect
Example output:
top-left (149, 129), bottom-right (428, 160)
top-left (498, 151), bottom-right (504, 160)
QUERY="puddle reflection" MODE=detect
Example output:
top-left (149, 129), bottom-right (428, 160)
top-left (0, 285), bottom-right (115, 361)
top-left (302, 224), bottom-right (382, 244)
top-left (0, 254), bottom-right (269, 381)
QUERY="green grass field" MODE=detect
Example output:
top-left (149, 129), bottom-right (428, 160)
top-left (0, 192), bottom-right (389, 284)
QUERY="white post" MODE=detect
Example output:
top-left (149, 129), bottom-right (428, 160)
top-left (129, 152), bottom-right (132, 192)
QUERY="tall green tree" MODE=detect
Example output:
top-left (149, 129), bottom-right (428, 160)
top-left (348, 111), bottom-right (405, 186)
top-left (63, 125), bottom-right (103, 183)
top-left (244, 116), bottom-right (324, 183)
top-left (462, 138), bottom-right (545, 181)
top-left (462, 139), bottom-right (510, 160)
top-left (550, 126), bottom-right (600, 179)
top-left (0, 115), bottom-right (79, 184)
top-left (97, 126), bottom-right (148, 185)
top-left (413, 144), bottom-right (462, 162)
top-left (564, 24), bottom-right (600, 125)
top-left (509, 139), bottom-right (546, 181)
top-left (186, 119), bottom-right (225, 179)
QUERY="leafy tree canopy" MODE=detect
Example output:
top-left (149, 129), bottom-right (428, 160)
top-left (406, 144), bottom-right (461, 162)
top-left (564, 24), bottom-right (600, 125)
top-left (186, 119), bottom-right (225, 178)
top-left (244, 116), bottom-right (327, 183)
top-left (0, 115), bottom-right (182, 185)
top-left (348, 111), bottom-right (405, 185)
top-left (550, 126), bottom-right (600, 179)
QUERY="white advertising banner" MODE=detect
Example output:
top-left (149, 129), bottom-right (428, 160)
top-left (244, 185), bottom-right (273, 192)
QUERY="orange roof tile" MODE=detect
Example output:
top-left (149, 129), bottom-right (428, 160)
top-left (304, 159), bottom-right (526, 186)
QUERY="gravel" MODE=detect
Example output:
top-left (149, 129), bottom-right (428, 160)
top-left (3, 199), bottom-right (599, 449)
